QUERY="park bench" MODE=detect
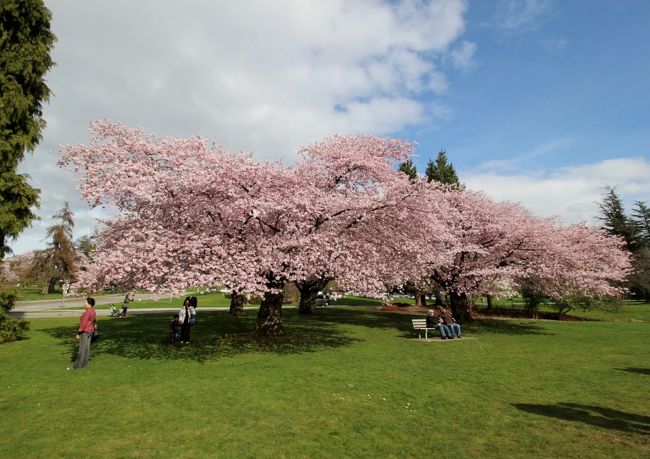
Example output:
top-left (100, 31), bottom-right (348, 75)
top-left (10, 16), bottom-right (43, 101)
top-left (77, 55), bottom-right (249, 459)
top-left (411, 318), bottom-right (436, 340)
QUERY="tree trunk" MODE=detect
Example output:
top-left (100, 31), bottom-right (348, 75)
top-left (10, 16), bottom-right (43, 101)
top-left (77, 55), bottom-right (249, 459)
top-left (433, 289), bottom-right (444, 306)
top-left (42, 278), bottom-right (56, 294)
top-left (415, 292), bottom-right (427, 308)
top-left (256, 275), bottom-right (286, 337)
top-left (229, 290), bottom-right (246, 315)
top-left (296, 278), bottom-right (329, 315)
top-left (486, 294), bottom-right (494, 312)
top-left (449, 291), bottom-right (472, 322)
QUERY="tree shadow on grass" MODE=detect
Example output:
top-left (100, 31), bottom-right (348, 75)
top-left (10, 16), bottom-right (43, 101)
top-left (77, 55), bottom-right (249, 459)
top-left (513, 402), bottom-right (650, 435)
top-left (618, 367), bottom-right (650, 376)
top-left (465, 319), bottom-right (552, 336)
top-left (314, 307), bottom-right (412, 331)
top-left (312, 308), bottom-right (552, 338)
top-left (42, 310), bottom-right (360, 364)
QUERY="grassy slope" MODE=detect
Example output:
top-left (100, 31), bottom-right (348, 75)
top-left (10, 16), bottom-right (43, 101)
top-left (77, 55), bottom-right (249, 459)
top-left (1, 305), bottom-right (649, 458)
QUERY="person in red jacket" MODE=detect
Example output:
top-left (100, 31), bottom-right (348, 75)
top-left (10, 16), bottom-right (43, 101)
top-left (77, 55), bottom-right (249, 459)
top-left (70, 297), bottom-right (97, 370)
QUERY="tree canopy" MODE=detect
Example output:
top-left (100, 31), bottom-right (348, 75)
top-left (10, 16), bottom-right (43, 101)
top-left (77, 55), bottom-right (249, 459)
top-left (631, 201), bottom-right (650, 248)
top-left (598, 186), bottom-right (637, 252)
top-left (398, 158), bottom-right (418, 182)
top-left (425, 150), bottom-right (460, 187)
top-left (597, 187), bottom-right (650, 302)
top-left (0, 0), bottom-right (56, 260)
top-left (22, 203), bottom-right (77, 294)
top-left (59, 122), bottom-right (632, 332)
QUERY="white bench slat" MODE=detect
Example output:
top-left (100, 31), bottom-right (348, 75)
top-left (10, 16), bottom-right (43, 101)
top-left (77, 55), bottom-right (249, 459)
top-left (411, 318), bottom-right (435, 339)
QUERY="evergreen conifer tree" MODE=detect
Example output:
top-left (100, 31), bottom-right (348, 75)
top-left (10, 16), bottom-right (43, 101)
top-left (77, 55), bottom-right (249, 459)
top-left (23, 203), bottom-right (77, 294)
top-left (597, 186), bottom-right (637, 252)
top-left (398, 159), bottom-right (418, 182)
top-left (0, 0), bottom-right (56, 259)
top-left (425, 150), bottom-right (460, 187)
top-left (631, 201), bottom-right (650, 248)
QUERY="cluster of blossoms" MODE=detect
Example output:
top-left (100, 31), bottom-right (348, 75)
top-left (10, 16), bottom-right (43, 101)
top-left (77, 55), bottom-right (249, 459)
top-left (59, 121), bottom-right (631, 334)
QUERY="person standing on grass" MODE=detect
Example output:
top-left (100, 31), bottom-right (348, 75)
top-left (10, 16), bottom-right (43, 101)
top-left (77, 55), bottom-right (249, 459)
top-left (189, 296), bottom-right (198, 324)
top-left (70, 298), bottom-right (97, 369)
top-left (170, 313), bottom-right (180, 345)
top-left (178, 297), bottom-right (195, 343)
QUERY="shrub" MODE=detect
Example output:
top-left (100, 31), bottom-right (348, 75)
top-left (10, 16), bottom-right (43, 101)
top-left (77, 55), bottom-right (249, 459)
top-left (0, 290), bottom-right (29, 343)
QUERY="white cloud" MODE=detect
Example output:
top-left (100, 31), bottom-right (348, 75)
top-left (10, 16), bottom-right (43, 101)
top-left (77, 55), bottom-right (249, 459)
top-left (10, 0), bottom-right (470, 254)
top-left (450, 40), bottom-right (477, 71)
top-left (493, 0), bottom-right (550, 31)
top-left (472, 138), bottom-right (574, 172)
top-left (464, 157), bottom-right (650, 225)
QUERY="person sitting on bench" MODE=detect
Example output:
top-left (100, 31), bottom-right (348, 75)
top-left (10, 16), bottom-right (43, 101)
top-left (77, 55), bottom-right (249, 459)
top-left (426, 309), bottom-right (453, 339)
top-left (437, 306), bottom-right (462, 338)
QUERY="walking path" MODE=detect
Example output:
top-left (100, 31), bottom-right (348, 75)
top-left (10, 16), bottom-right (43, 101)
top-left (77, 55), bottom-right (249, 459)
top-left (8, 306), bottom-right (267, 319)
top-left (12, 292), bottom-right (185, 318)
top-left (13, 292), bottom-right (177, 312)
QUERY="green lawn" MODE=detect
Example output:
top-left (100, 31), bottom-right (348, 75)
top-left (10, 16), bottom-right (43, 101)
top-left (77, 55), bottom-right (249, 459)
top-left (1, 304), bottom-right (649, 458)
top-left (7, 285), bottom-right (71, 301)
top-left (10, 285), bottom-right (117, 301)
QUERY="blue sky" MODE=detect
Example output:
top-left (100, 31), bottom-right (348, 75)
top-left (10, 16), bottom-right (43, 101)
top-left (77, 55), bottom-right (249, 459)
top-left (10, 0), bottom-right (650, 255)
top-left (409, 0), bottom-right (650, 172)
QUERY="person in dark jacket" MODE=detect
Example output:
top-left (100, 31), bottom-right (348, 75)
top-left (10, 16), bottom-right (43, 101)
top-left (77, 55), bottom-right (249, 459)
top-left (437, 307), bottom-right (462, 338)
top-left (178, 298), bottom-right (195, 343)
top-left (169, 314), bottom-right (180, 345)
top-left (426, 309), bottom-right (452, 339)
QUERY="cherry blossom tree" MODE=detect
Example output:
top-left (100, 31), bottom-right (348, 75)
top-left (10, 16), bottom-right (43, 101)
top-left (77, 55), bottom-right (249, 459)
top-left (59, 122), bottom-right (452, 335)
top-left (60, 121), bottom-right (629, 334)
top-left (411, 189), bottom-right (542, 320)
top-left (413, 188), bottom-right (632, 321)
top-left (515, 223), bottom-right (631, 316)
top-left (61, 121), bottom-right (299, 334)
top-left (288, 136), bottom-right (453, 314)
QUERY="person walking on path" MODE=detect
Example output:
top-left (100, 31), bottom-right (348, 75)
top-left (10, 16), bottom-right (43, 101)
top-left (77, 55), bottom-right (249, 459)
top-left (119, 291), bottom-right (134, 318)
top-left (179, 298), bottom-right (195, 343)
top-left (70, 298), bottom-right (97, 369)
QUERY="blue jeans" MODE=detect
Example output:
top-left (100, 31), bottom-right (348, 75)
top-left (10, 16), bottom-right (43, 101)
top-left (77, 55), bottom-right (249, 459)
top-left (436, 324), bottom-right (452, 338)
top-left (447, 323), bottom-right (461, 337)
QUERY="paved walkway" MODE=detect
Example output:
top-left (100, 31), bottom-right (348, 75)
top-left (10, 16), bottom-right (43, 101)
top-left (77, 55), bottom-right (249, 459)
top-left (13, 292), bottom-right (177, 312)
top-left (8, 306), bottom-right (267, 319)
top-left (10, 293), bottom-right (305, 319)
